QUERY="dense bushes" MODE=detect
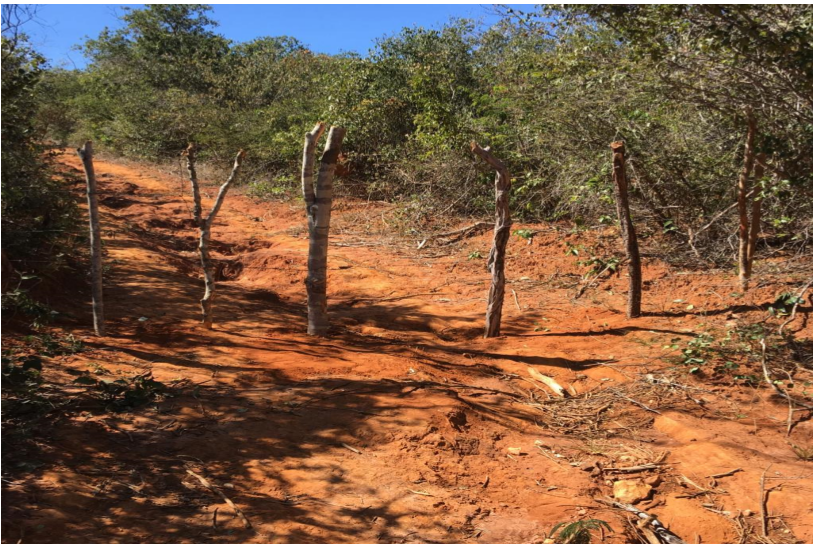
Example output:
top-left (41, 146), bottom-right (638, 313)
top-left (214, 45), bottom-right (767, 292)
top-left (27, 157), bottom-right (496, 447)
top-left (1, 36), bottom-right (78, 271)
top-left (26, 5), bottom-right (816, 253)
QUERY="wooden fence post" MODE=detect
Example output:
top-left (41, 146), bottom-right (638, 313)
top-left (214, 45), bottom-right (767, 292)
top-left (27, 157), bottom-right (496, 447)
top-left (185, 145), bottom-right (245, 329)
top-left (77, 141), bottom-right (105, 336)
top-left (737, 108), bottom-right (757, 291)
top-left (471, 141), bottom-right (511, 338)
top-left (302, 124), bottom-right (345, 336)
top-left (610, 141), bottom-right (642, 318)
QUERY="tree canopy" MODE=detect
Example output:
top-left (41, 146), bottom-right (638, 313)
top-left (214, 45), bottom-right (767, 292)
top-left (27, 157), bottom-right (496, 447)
top-left (4, 4), bottom-right (813, 271)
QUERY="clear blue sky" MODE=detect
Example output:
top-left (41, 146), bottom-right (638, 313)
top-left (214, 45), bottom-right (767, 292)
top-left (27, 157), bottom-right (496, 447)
top-left (14, 4), bottom-right (529, 69)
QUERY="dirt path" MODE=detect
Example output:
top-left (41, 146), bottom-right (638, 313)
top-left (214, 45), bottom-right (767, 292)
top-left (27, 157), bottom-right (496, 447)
top-left (2, 151), bottom-right (812, 544)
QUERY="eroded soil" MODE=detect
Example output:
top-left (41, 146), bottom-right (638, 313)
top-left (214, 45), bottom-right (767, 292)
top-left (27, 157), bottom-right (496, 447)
top-left (2, 151), bottom-right (813, 544)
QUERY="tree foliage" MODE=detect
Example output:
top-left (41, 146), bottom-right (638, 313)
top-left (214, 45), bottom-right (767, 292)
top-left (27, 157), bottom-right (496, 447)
top-left (14, 4), bottom-right (815, 262)
top-left (1, 34), bottom-right (77, 268)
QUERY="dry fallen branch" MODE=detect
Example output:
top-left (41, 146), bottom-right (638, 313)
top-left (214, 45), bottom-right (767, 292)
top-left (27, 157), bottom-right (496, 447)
top-left (604, 463), bottom-right (664, 474)
top-left (707, 468), bottom-right (742, 479)
top-left (778, 280), bottom-right (812, 336)
top-left (528, 367), bottom-right (567, 398)
top-left (186, 469), bottom-right (252, 529)
top-left (574, 257), bottom-right (629, 300)
top-left (511, 289), bottom-right (522, 311)
top-left (758, 464), bottom-right (782, 539)
top-left (759, 339), bottom-right (813, 409)
top-left (595, 496), bottom-right (684, 544)
top-left (418, 221), bottom-right (494, 247)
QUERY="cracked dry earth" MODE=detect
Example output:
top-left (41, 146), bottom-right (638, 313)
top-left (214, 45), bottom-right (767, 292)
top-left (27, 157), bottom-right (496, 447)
top-left (2, 150), bottom-right (812, 544)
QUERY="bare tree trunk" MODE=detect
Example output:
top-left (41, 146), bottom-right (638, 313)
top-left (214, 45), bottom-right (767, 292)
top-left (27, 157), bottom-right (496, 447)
top-left (303, 125), bottom-right (345, 336)
top-left (747, 152), bottom-right (766, 277)
top-left (471, 142), bottom-right (511, 338)
top-left (737, 109), bottom-right (757, 291)
top-left (610, 141), bottom-right (642, 319)
top-left (77, 141), bottom-right (105, 336)
top-left (186, 145), bottom-right (245, 329)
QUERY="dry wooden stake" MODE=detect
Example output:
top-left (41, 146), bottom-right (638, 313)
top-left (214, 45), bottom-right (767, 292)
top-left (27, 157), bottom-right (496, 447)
top-left (471, 141), bottom-right (511, 337)
top-left (184, 145), bottom-right (245, 329)
top-left (610, 141), bottom-right (642, 318)
top-left (302, 123), bottom-right (346, 335)
top-left (77, 141), bottom-right (105, 336)
top-left (746, 152), bottom-right (766, 275)
top-left (736, 108), bottom-right (757, 291)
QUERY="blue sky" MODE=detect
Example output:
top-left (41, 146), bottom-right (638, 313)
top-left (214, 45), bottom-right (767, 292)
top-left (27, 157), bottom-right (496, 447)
top-left (13, 4), bottom-right (528, 69)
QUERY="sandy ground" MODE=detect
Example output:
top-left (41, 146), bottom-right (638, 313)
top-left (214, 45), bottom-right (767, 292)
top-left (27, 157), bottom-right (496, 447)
top-left (2, 150), bottom-right (812, 544)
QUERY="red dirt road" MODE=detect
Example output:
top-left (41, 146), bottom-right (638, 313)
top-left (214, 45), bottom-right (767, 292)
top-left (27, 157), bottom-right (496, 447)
top-left (2, 151), bottom-right (812, 544)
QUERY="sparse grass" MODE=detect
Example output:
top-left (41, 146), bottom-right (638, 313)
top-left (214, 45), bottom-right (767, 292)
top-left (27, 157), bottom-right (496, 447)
top-left (790, 443), bottom-right (813, 461)
top-left (548, 518), bottom-right (612, 544)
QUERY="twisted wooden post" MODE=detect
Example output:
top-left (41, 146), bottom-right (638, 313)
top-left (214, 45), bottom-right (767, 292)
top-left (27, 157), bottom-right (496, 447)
top-left (610, 141), bottom-right (642, 318)
top-left (471, 141), bottom-right (511, 338)
top-left (77, 141), bottom-right (105, 336)
top-left (302, 124), bottom-right (345, 336)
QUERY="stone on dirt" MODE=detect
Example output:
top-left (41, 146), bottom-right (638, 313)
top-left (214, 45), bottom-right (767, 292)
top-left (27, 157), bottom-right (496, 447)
top-left (613, 479), bottom-right (653, 504)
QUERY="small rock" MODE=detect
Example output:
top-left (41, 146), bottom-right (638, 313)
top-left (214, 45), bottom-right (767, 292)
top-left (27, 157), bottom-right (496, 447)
top-left (741, 509), bottom-right (753, 517)
top-left (580, 462), bottom-right (597, 472)
top-left (645, 475), bottom-right (662, 487)
top-left (613, 479), bottom-right (653, 504)
top-left (507, 447), bottom-right (523, 456)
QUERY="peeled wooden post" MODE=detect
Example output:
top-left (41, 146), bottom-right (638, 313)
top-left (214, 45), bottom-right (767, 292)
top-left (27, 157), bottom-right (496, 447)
top-left (737, 108), bottom-right (757, 291)
top-left (471, 141), bottom-right (511, 338)
top-left (747, 152), bottom-right (766, 277)
top-left (303, 124), bottom-right (345, 336)
top-left (610, 141), bottom-right (642, 318)
top-left (186, 146), bottom-right (245, 329)
top-left (77, 141), bottom-right (105, 336)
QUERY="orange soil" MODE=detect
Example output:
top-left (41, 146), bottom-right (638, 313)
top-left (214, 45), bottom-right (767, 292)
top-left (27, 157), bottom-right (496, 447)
top-left (2, 150), bottom-right (812, 544)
